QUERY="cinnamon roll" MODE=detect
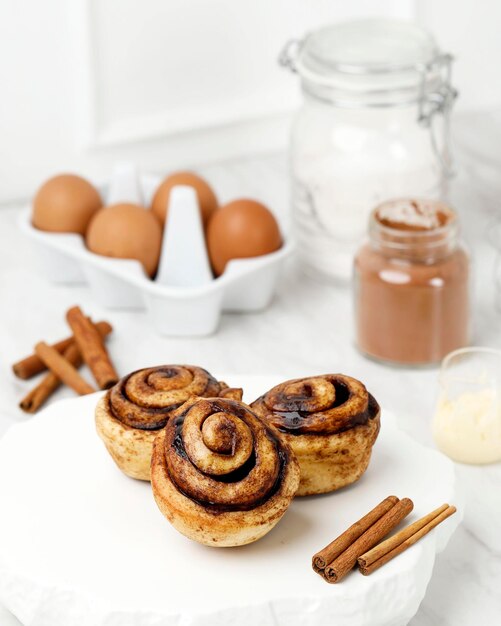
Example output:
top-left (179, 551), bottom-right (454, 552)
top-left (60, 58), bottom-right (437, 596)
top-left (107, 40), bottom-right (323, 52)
top-left (151, 396), bottom-right (300, 546)
top-left (251, 374), bottom-right (380, 496)
top-left (95, 365), bottom-right (242, 481)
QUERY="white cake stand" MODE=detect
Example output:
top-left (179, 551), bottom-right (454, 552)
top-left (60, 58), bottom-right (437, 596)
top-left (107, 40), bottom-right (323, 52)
top-left (0, 376), bottom-right (461, 626)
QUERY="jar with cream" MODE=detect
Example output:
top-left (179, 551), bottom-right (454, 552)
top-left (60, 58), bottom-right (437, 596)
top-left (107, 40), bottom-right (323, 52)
top-left (280, 19), bottom-right (456, 282)
top-left (433, 348), bottom-right (501, 464)
top-left (354, 198), bottom-right (470, 365)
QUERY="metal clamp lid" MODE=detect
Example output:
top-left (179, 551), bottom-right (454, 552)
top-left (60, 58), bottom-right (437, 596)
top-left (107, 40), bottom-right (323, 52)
top-left (279, 37), bottom-right (458, 179)
top-left (278, 39), bottom-right (302, 73)
top-left (417, 54), bottom-right (458, 178)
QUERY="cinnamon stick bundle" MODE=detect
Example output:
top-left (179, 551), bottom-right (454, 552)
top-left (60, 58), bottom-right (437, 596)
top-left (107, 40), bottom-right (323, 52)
top-left (323, 497), bottom-right (413, 583)
top-left (13, 320), bottom-right (112, 379)
top-left (19, 322), bottom-right (111, 413)
top-left (312, 495), bottom-right (399, 572)
top-left (358, 504), bottom-right (456, 576)
top-left (66, 306), bottom-right (118, 390)
top-left (35, 342), bottom-right (95, 396)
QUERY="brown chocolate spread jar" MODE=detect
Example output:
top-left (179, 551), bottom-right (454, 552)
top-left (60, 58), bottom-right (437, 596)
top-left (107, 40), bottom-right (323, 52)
top-left (354, 198), bottom-right (470, 365)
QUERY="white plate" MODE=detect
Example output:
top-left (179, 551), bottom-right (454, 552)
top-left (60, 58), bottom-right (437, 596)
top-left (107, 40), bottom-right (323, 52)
top-left (0, 376), bottom-right (461, 626)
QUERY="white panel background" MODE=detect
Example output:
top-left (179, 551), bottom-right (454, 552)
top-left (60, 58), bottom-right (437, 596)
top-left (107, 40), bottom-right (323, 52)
top-left (0, 0), bottom-right (499, 203)
top-left (416, 0), bottom-right (501, 112)
top-left (81, 0), bottom-right (414, 147)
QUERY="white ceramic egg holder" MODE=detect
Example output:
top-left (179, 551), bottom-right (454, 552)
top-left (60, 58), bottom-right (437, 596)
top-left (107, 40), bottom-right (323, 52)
top-left (20, 164), bottom-right (293, 336)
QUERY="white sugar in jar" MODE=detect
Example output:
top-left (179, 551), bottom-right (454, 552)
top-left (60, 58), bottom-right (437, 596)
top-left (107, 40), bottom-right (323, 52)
top-left (280, 19), bottom-right (457, 282)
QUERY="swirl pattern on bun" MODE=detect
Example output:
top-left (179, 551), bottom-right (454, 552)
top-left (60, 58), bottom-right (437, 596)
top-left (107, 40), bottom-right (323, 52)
top-left (151, 396), bottom-right (300, 546)
top-left (95, 365), bottom-right (242, 481)
top-left (107, 365), bottom-right (233, 430)
top-left (251, 374), bottom-right (380, 496)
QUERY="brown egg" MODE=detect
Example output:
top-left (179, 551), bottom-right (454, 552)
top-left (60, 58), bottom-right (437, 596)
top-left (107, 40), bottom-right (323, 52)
top-left (207, 199), bottom-right (282, 276)
top-left (86, 204), bottom-right (162, 277)
top-left (151, 171), bottom-right (218, 227)
top-left (32, 174), bottom-right (102, 234)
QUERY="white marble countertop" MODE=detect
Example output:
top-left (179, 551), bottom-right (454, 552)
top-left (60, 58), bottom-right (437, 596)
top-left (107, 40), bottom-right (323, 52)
top-left (1, 110), bottom-right (501, 625)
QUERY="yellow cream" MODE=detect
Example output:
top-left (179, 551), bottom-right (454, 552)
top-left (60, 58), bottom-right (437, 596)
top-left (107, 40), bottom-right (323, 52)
top-left (433, 388), bottom-right (501, 464)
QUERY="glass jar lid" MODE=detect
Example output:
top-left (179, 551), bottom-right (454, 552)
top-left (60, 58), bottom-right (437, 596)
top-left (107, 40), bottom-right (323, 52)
top-left (281, 19), bottom-right (454, 108)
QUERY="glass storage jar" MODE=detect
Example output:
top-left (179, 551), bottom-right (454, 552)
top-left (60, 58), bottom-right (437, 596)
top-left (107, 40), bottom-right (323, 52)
top-left (354, 198), bottom-right (470, 366)
top-left (280, 19), bottom-right (457, 282)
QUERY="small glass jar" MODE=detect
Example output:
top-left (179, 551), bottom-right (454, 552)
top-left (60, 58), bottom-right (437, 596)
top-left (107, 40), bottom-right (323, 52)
top-left (354, 198), bottom-right (470, 366)
top-left (433, 347), bottom-right (501, 464)
top-left (281, 19), bottom-right (457, 282)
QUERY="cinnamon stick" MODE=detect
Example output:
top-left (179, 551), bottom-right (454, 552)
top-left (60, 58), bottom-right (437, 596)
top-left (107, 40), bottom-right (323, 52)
top-left (13, 321), bottom-right (112, 379)
top-left (312, 496), bottom-right (399, 573)
top-left (323, 497), bottom-right (414, 583)
top-left (66, 307), bottom-right (118, 390)
top-left (358, 504), bottom-right (456, 576)
top-left (35, 342), bottom-right (95, 395)
top-left (19, 343), bottom-right (82, 413)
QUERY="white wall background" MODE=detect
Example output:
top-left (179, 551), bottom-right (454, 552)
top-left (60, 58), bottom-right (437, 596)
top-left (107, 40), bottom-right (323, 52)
top-left (0, 0), bottom-right (499, 203)
top-left (416, 0), bottom-right (501, 112)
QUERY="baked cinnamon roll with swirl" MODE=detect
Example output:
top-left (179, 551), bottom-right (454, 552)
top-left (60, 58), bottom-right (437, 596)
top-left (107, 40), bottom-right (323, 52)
top-left (151, 396), bottom-right (300, 546)
top-left (251, 375), bottom-right (380, 496)
top-left (95, 365), bottom-right (241, 481)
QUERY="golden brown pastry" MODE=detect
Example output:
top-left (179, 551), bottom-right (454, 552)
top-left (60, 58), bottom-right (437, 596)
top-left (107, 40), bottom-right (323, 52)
top-left (151, 396), bottom-right (300, 546)
top-left (251, 374), bottom-right (380, 496)
top-left (95, 365), bottom-right (241, 481)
